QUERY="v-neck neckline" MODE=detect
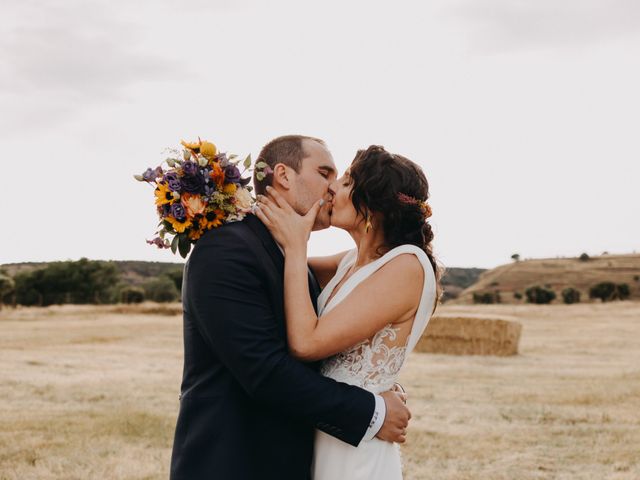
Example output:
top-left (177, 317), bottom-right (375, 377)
top-left (320, 249), bottom-right (392, 314)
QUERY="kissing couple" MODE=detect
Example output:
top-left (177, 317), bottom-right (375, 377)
top-left (170, 135), bottom-right (440, 480)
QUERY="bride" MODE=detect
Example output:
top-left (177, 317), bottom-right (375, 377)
top-left (254, 145), bottom-right (441, 479)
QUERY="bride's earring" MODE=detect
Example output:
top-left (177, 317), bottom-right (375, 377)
top-left (365, 213), bottom-right (372, 233)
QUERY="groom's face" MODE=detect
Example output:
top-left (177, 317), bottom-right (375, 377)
top-left (289, 139), bottom-right (337, 231)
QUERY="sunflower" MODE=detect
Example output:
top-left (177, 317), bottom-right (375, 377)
top-left (166, 215), bottom-right (192, 233)
top-left (154, 182), bottom-right (175, 206)
top-left (210, 162), bottom-right (225, 186)
top-left (203, 209), bottom-right (225, 229)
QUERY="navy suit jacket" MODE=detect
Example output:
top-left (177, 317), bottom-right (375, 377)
top-left (170, 214), bottom-right (375, 480)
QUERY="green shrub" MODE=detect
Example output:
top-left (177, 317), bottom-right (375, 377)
top-left (473, 291), bottom-right (500, 304)
top-left (561, 287), bottom-right (581, 304)
top-left (589, 282), bottom-right (630, 302)
top-left (616, 283), bottom-right (630, 300)
top-left (143, 276), bottom-right (180, 303)
top-left (0, 274), bottom-right (15, 310)
top-left (120, 286), bottom-right (145, 304)
top-left (579, 253), bottom-right (590, 262)
top-left (513, 292), bottom-right (523, 300)
top-left (525, 285), bottom-right (556, 304)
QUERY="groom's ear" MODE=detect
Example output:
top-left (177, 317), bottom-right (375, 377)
top-left (272, 163), bottom-right (293, 191)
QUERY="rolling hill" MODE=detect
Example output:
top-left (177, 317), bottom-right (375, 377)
top-left (453, 253), bottom-right (640, 304)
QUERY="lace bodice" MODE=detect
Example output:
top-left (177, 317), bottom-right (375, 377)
top-left (321, 324), bottom-right (409, 393)
top-left (316, 245), bottom-right (437, 394)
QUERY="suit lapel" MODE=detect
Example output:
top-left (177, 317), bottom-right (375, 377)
top-left (244, 214), bottom-right (285, 275)
top-left (245, 214), bottom-right (320, 313)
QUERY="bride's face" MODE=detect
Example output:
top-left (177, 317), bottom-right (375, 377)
top-left (329, 170), bottom-right (362, 231)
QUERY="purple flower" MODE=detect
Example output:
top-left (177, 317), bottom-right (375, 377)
top-left (182, 161), bottom-right (198, 176)
top-left (171, 203), bottom-right (186, 221)
top-left (146, 237), bottom-right (169, 249)
top-left (142, 166), bottom-right (163, 182)
top-left (204, 183), bottom-right (217, 196)
top-left (164, 171), bottom-right (178, 182)
top-left (216, 152), bottom-right (228, 166)
top-left (168, 179), bottom-right (182, 192)
top-left (180, 174), bottom-right (206, 194)
top-left (224, 164), bottom-right (242, 184)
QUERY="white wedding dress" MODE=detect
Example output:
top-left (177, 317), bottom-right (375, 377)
top-left (312, 244), bottom-right (437, 480)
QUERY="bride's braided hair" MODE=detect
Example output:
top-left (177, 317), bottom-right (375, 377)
top-left (348, 145), bottom-right (443, 302)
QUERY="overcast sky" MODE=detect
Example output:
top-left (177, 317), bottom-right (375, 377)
top-left (1, 0), bottom-right (638, 268)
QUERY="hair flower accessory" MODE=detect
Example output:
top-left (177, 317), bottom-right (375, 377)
top-left (135, 137), bottom-right (257, 258)
top-left (397, 192), bottom-right (432, 219)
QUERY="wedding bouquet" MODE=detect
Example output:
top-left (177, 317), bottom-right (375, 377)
top-left (135, 138), bottom-right (263, 258)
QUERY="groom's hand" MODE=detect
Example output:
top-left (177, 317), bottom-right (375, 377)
top-left (376, 391), bottom-right (411, 443)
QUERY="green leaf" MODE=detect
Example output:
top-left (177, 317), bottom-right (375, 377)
top-left (256, 172), bottom-right (265, 181)
top-left (243, 154), bottom-right (252, 169)
top-left (255, 161), bottom-right (267, 169)
top-left (170, 235), bottom-right (179, 254)
top-left (178, 234), bottom-right (191, 258)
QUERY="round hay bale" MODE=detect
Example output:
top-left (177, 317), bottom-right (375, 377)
top-left (415, 315), bottom-right (522, 356)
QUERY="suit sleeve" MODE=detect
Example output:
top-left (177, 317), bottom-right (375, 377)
top-left (186, 230), bottom-right (375, 447)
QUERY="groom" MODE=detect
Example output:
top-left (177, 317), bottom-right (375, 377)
top-left (170, 135), bottom-right (411, 480)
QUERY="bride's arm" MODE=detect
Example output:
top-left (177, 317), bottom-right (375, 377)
top-left (255, 187), bottom-right (423, 362)
top-left (308, 251), bottom-right (350, 289)
top-left (283, 249), bottom-right (422, 361)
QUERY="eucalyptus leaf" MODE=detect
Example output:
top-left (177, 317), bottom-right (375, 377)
top-left (256, 172), bottom-right (265, 181)
top-left (255, 161), bottom-right (267, 169)
top-left (178, 234), bottom-right (191, 258)
top-left (243, 154), bottom-right (252, 169)
top-left (170, 235), bottom-right (179, 254)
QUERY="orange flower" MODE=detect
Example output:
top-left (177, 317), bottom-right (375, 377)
top-left (210, 162), bottom-right (225, 186)
top-left (181, 193), bottom-right (206, 218)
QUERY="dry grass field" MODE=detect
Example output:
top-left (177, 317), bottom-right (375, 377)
top-left (1, 302), bottom-right (639, 479)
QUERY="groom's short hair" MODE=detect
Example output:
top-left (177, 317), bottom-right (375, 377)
top-left (254, 135), bottom-right (326, 195)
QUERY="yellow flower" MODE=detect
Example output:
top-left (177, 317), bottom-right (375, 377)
top-left (181, 193), bottom-right (206, 218)
top-left (222, 183), bottom-right (237, 195)
top-left (154, 182), bottom-right (174, 206)
top-left (181, 139), bottom-right (201, 152)
top-left (199, 141), bottom-right (217, 160)
top-left (203, 209), bottom-right (225, 229)
top-left (166, 215), bottom-right (192, 233)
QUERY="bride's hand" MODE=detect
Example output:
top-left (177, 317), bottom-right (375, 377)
top-left (254, 186), bottom-right (323, 254)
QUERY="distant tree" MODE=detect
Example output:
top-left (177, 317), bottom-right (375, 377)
top-left (511, 253), bottom-right (520, 262)
top-left (579, 253), bottom-right (590, 262)
top-left (525, 285), bottom-right (556, 304)
top-left (473, 291), bottom-right (500, 304)
top-left (589, 282), bottom-right (628, 302)
top-left (165, 268), bottom-right (184, 294)
top-left (616, 283), bottom-right (630, 300)
top-left (120, 286), bottom-right (145, 304)
top-left (0, 274), bottom-right (15, 310)
top-left (12, 259), bottom-right (120, 306)
top-left (143, 276), bottom-right (179, 303)
top-left (561, 287), bottom-right (581, 304)
top-left (513, 292), bottom-right (523, 300)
